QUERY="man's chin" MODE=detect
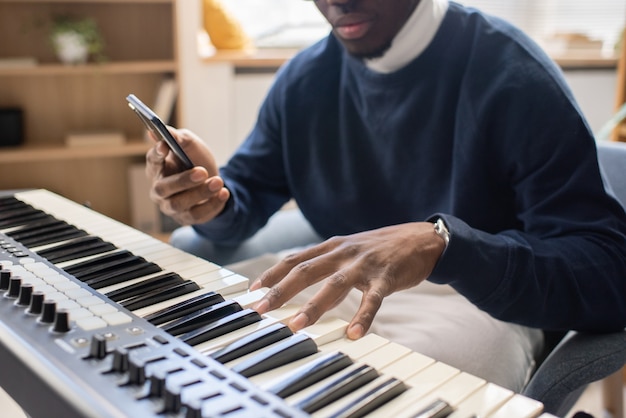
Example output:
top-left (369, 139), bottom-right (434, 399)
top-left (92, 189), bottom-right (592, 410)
top-left (344, 40), bottom-right (392, 60)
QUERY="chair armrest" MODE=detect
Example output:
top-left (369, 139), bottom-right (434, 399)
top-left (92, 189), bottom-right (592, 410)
top-left (522, 330), bottom-right (626, 417)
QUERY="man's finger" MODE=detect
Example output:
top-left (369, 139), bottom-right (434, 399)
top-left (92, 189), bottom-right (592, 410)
top-left (287, 271), bottom-right (353, 332)
top-left (346, 287), bottom-right (385, 339)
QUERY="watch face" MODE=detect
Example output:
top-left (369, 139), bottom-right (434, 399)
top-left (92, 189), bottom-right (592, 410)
top-left (434, 218), bottom-right (450, 246)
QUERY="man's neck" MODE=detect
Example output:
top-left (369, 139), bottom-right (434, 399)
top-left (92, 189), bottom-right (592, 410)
top-left (365, 0), bottom-right (449, 73)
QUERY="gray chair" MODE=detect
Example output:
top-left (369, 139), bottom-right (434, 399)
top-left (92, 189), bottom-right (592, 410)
top-left (522, 140), bottom-right (626, 417)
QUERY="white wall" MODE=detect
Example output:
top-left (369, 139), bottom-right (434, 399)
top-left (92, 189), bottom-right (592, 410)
top-left (563, 69), bottom-right (618, 135)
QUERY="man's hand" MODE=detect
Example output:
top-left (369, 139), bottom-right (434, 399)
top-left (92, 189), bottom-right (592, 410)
top-left (145, 128), bottom-right (230, 225)
top-left (250, 222), bottom-right (447, 340)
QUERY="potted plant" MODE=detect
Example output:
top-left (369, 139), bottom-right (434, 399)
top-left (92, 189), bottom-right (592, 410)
top-left (50, 15), bottom-right (105, 65)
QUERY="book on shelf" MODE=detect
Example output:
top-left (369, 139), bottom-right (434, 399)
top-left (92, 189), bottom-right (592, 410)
top-left (153, 77), bottom-right (178, 125)
top-left (128, 163), bottom-right (180, 234)
top-left (0, 57), bottom-right (37, 69)
top-left (65, 131), bottom-right (126, 148)
top-left (128, 163), bottom-right (160, 234)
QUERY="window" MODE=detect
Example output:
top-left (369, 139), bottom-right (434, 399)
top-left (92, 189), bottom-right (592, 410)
top-left (223, 0), bottom-right (626, 53)
top-left (459, 0), bottom-right (626, 54)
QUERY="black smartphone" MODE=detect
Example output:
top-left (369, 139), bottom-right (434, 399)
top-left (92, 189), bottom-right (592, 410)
top-left (126, 93), bottom-right (194, 170)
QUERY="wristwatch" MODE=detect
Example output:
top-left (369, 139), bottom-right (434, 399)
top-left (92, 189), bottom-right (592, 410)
top-left (433, 218), bottom-right (450, 247)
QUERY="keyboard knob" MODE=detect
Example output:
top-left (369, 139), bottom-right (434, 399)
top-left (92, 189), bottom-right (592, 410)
top-left (53, 309), bottom-right (71, 333)
top-left (27, 292), bottom-right (45, 315)
top-left (162, 387), bottom-right (182, 413)
top-left (128, 360), bottom-right (146, 385)
top-left (149, 372), bottom-right (166, 398)
top-left (185, 402), bottom-right (202, 418)
top-left (88, 334), bottom-right (108, 359)
top-left (111, 347), bottom-right (129, 373)
top-left (16, 283), bottom-right (33, 306)
top-left (6, 276), bottom-right (21, 298)
top-left (40, 300), bottom-right (56, 324)
top-left (0, 270), bottom-right (11, 290)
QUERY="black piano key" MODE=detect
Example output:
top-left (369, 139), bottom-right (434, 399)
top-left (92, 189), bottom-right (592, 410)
top-left (121, 280), bottom-right (201, 311)
top-left (143, 291), bottom-right (225, 326)
top-left (0, 211), bottom-right (52, 229)
top-left (161, 300), bottom-right (242, 336)
top-left (5, 218), bottom-right (67, 237)
top-left (19, 228), bottom-right (88, 248)
top-left (210, 322), bottom-right (293, 364)
top-left (294, 364), bottom-right (380, 414)
top-left (231, 333), bottom-right (319, 378)
top-left (326, 377), bottom-right (408, 418)
top-left (83, 262), bottom-right (162, 289)
top-left (180, 309), bottom-right (262, 346)
top-left (46, 242), bottom-right (118, 264)
top-left (266, 351), bottom-right (354, 398)
top-left (36, 236), bottom-right (117, 263)
top-left (76, 255), bottom-right (156, 282)
top-left (0, 206), bottom-right (42, 222)
top-left (105, 272), bottom-right (184, 302)
top-left (411, 399), bottom-right (455, 418)
top-left (0, 197), bottom-right (27, 210)
top-left (35, 235), bottom-right (106, 255)
top-left (63, 250), bottom-right (135, 276)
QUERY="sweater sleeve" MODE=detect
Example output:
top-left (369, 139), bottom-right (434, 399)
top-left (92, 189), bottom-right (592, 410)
top-left (428, 41), bottom-right (626, 332)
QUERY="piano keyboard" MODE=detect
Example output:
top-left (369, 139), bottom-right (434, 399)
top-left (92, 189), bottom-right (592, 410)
top-left (0, 189), bottom-right (550, 418)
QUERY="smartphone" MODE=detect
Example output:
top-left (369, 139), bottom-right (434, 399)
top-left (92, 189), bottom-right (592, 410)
top-left (126, 93), bottom-right (194, 170)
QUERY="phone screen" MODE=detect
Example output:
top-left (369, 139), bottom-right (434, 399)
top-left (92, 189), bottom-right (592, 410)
top-left (126, 93), bottom-right (194, 170)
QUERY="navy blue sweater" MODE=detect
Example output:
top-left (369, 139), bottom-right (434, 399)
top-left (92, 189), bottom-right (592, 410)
top-left (197, 3), bottom-right (626, 331)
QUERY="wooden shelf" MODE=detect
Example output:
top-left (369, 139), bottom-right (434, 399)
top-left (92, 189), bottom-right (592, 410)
top-left (0, 141), bottom-right (151, 163)
top-left (0, 60), bottom-right (176, 76)
top-left (0, 0), bottom-right (180, 226)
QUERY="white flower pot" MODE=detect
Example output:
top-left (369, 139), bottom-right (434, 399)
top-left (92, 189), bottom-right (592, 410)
top-left (53, 32), bottom-right (89, 65)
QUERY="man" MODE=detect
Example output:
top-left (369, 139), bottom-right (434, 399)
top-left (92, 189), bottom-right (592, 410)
top-left (146, 0), bottom-right (626, 391)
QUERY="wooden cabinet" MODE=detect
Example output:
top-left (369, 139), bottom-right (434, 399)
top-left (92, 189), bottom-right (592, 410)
top-left (0, 0), bottom-right (180, 225)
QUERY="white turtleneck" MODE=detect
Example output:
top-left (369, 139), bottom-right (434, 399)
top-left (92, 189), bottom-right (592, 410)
top-left (365, 0), bottom-right (449, 73)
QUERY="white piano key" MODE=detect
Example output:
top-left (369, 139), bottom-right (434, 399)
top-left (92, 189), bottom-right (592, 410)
top-left (488, 394), bottom-right (544, 418)
top-left (298, 317), bottom-right (348, 346)
top-left (381, 351), bottom-right (437, 381)
top-left (231, 288), bottom-right (268, 308)
top-left (357, 341), bottom-right (412, 370)
top-left (192, 268), bottom-right (238, 286)
top-left (447, 383), bottom-right (514, 418)
top-left (163, 260), bottom-right (221, 278)
top-left (375, 372), bottom-right (486, 418)
top-left (320, 333), bottom-right (390, 359)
